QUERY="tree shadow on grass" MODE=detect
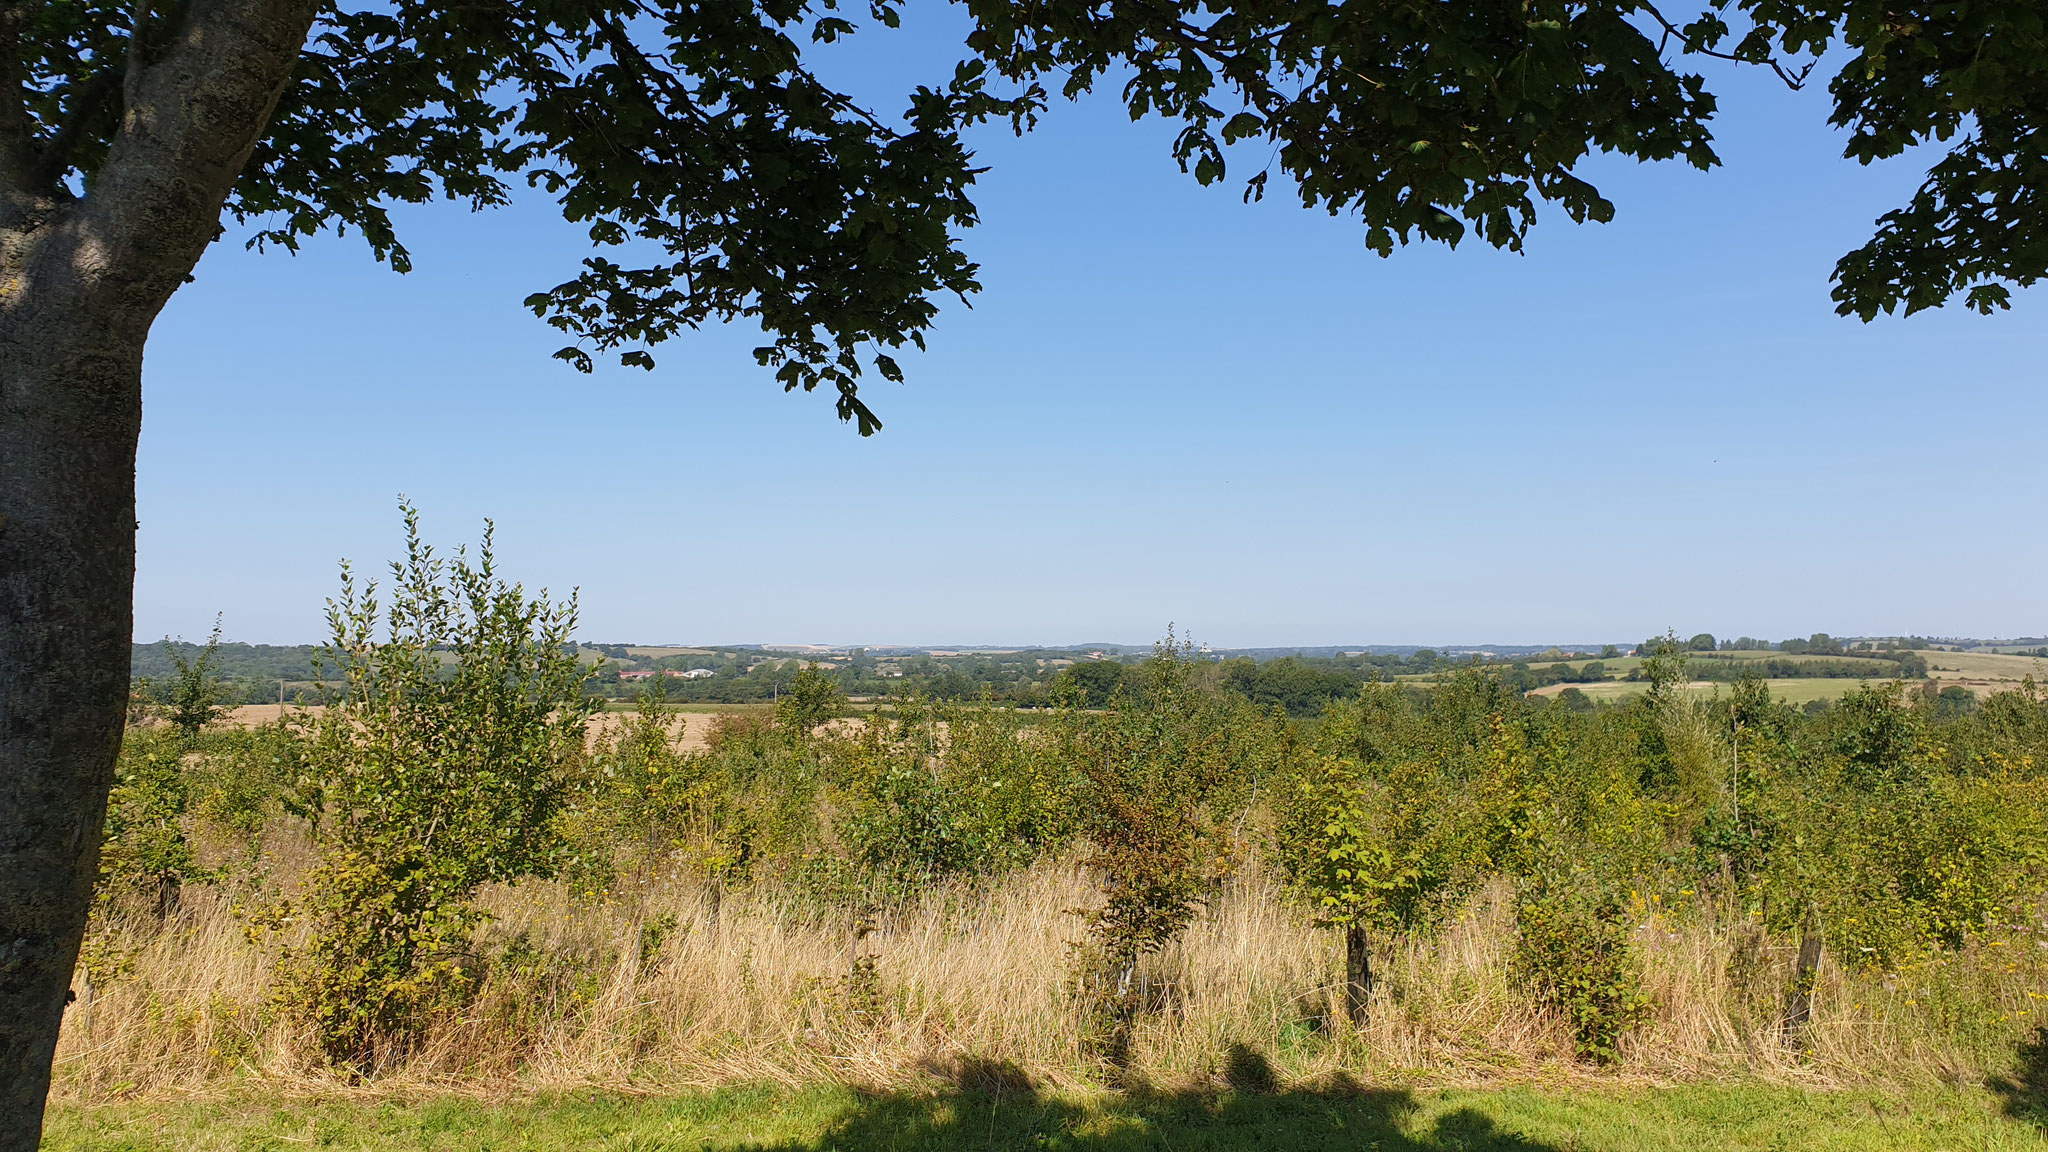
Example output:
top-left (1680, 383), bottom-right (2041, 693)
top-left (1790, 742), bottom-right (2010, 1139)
top-left (1991, 1025), bottom-right (2048, 1132)
top-left (761, 1052), bottom-right (1564, 1152)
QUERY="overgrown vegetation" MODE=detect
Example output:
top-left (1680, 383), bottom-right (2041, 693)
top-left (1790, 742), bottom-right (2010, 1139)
top-left (68, 518), bottom-right (2048, 1097)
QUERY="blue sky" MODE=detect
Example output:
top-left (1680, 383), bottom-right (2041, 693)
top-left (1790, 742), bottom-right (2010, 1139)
top-left (135, 14), bottom-right (2046, 649)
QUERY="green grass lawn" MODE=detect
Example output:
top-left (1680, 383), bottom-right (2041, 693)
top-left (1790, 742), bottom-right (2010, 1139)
top-left (45, 1079), bottom-right (2048, 1152)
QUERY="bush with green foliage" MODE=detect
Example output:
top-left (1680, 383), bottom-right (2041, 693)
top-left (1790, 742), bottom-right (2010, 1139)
top-left (776, 663), bottom-right (848, 737)
top-left (1279, 679), bottom-right (1501, 1026)
top-left (567, 687), bottom-right (742, 899)
top-left (1055, 659), bottom-right (1129, 707)
top-left (1753, 682), bottom-right (2047, 981)
top-left (264, 505), bottom-right (594, 1071)
top-left (818, 694), bottom-right (1079, 901)
top-left (1513, 873), bottom-right (1653, 1063)
top-left (97, 727), bottom-right (206, 919)
top-left (153, 617), bottom-right (231, 737)
top-left (1061, 639), bottom-right (1279, 1064)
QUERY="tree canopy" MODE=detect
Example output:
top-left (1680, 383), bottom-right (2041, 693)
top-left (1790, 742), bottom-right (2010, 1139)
top-left (11, 0), bottom-right (2042, 431)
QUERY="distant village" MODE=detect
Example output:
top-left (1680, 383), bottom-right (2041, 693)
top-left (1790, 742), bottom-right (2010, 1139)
top-left (617, 667), bottom-right (717, 681)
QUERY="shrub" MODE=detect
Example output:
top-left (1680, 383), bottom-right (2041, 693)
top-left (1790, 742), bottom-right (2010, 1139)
top-left (187, 722), bottom-right (305, 879)
top-left (568, 686), bottom-right (740, 897)
top-left (156, 616), bottom-right (232, 737)
top-left (1065, 637), bottom-right (1276, 1064)
top-left (1277, 682), bottom-right (1497, 1026)
top-left (775, 663), bottom-right (847, 738)
top-left (818, 695), bottom-right (1079, 902)
top-left (823, 699), bottom-right (977, 897)
top-left (1514, 873), bottom-right (1652, 1062)
top-left (98, 728), bottom-right (207, 918)
top-left (264, 504), bottom-right (593, 1070)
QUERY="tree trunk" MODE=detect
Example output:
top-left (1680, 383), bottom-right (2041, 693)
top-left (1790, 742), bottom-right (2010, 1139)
top-left (1781, 913), bottom-right (1823, 1049)
top-left (1344, 924), bottom-right (1374, 1029)
top-left (0, 297), bottom-right (147, 1152)
top-left (1097, 949), bottom-right (1139, 1072)
top-left (0, 3), bottom-right (324, 1140)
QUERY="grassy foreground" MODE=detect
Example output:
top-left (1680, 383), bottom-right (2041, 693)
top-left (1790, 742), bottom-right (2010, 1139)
top-left (45, 1080), bottom-right (2048, 1152)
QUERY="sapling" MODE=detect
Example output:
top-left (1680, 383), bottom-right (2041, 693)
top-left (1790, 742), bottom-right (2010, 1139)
top-left (264, 503), bottom-right (593, 1070)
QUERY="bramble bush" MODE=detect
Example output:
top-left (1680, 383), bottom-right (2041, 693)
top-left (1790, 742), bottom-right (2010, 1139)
top-left (1512, 870), bottom-right (1654, 1063)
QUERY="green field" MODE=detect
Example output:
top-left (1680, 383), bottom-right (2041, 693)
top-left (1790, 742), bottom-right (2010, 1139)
top-left (1478, 646), bottom-right (2048, 709)
top-left (43, 1080), bottom-right (2048, 1152)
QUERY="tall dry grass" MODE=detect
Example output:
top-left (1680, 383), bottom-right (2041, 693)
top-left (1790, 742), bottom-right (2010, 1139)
top-left (54, 853), bottom-right (2048, 1101)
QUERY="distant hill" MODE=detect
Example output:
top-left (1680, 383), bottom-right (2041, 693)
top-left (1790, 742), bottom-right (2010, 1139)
top-left (131, 641), bottom-right (326, 685)
top-left (133, 633), bottom-right (2046, 712)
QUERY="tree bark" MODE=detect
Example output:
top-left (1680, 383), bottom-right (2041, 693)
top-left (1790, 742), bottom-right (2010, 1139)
top-left (0, 270), bottom-right (148, 1152)
top-left (1781, 913), bottom-right (1823, 1049)
top-left (0, 2), bottom-right (321, 1143)
top-left (1344, 924), bottom-right (1374, 1029)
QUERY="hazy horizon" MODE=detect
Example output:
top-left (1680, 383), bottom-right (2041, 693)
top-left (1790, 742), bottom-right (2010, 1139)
top-left (137, 631), bottom-right (2043, 652)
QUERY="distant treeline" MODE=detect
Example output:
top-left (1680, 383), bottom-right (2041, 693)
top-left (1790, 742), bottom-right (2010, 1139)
top-left (601, 649), bottom-right (1468, 712)
top-left (1680, 653), bottom-right (1931, 681)
top-left (587, 649), bottom-right (1063, 705)
top-left (130, 641), bottom-right (326, 705)
top-left (1649, 632), bottom-right (1954, 658)
top-left (130, 632), bottom-right (1950, 717)
top-left (1216, 653), bottom-right (1597, 715)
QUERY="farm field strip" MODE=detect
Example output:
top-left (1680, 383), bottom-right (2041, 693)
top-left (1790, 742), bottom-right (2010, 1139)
top-left (1527, 678), bottom-right (1921, 705)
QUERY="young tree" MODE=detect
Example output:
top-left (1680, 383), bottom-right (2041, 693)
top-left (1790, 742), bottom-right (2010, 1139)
top-left (1640, 632), bottom-right (1691, 699)
top-left (96, 730), bottom-right (206, 921)
top-left (1067, 638), bottom-right (1271, 1068)
top-left (3, 0), bottom-right (2043, 1137)
top-left (265, 504), bottom-right (592, 1070)
top-left (569, 681), bottom-right (712, 895)
top-left (161, 617), bottom-right (231, 738)
top-left (776, 663), bottom-right (849, 740)
top-left (1753, 681), bottom-right (2045, 1047)
top-left (1279, 683), bottom-right (1495, 1028)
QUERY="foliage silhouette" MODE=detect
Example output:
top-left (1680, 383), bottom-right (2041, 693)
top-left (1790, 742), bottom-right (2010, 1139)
top-left (1221, 1043), bottom-right (1279, 1095)
top-left (752, 1082), bottom-right (1564, 1152)
top-left (1993, 1026), bottom-right (2048, 1131)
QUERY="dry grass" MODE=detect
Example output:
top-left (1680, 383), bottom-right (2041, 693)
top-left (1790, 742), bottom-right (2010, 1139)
top-left (219, 705), bottom-right (734, 749)
top-left (1531, 679), bottom-right (1911, 705)
top-left (220, 703), bottom-right (323, 728)
top-left (53, 855), bottom-right (2048, 1103)
top-left (1930, 651), bottom-right (2048, 682)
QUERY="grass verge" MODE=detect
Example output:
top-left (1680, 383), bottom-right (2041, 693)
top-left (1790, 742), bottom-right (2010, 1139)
top-left (45, 1079), bottom-right (2048, 1152)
